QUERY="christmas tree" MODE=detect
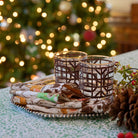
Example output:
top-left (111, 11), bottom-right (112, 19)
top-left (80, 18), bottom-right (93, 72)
top-left (0, 0), bottom-right (116, 87)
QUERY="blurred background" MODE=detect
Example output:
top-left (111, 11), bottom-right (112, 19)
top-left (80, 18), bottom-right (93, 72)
top-left (0, 0), bottom-right (137, 87)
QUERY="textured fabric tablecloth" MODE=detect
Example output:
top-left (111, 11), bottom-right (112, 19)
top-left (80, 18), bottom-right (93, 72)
top-left (0, 50), bottom-right (138, 138)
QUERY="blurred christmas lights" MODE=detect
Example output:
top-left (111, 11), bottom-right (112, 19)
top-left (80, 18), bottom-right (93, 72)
top-left (97, 43), bottom-right (102, 49)
top-left (49, 52), bottom-right (54, 58)
top-left (91, 26), bottom-right (96, 31)
top-left (47, 39), bottom-right (52, 44)
top-left (41, 12), bottom-right (47, 18)
top-left (13, 12), bottom-right (18, 17)
top-left (100, 32), bottom-right (105, 37)
top-left (7, 18), bottom-right (12, 23)
top-left (47, 45), bottom-right (52, 51)
top-left (19, 61), bottom-right (25, 66)
top-left (0, 0), bottom-right (115, 87)
top-left (63, 48), bottom-right (68, 51)
top-left (110, 50), bottom-right (116, 56)
top-left (88, 6), bottom-right (94, 12)
top-left (73, 41), bottom-right (79, 47)
top-left (106, 33), bottom-right (112, 38)
top-left (37, 7), bottom-right (42, 13)
top-left (41, 44), bottom-right (46, 49)
top-left (101, 40), bottom-right (106, 45)
top-left (0, 0), bottom-right (4, 6)
top-left (82, 2), bottom-right (87, 8)
top-left (6, 35), bottom-right (11, 41)
top-left (49, 33), bottom-right (54, 38)
top-left (10, 77), bottom-right (15, 83)
top-left (65, 36), bottom-right (71, 41)
top-left (77, 18), bottom-right (82, 23)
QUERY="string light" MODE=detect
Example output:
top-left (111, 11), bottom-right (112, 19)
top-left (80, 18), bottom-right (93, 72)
top-left (47, 45), bottom-right (52, 51)
top-left (0, 15), bottom-right (3, 21)
top-left (85, 42), bottom-right (90, 47)
top-left (63, 48), bottom-right (68, 51)
top-left (91, 26), bottom-right (96, 31)
top-left (34, 40), bottom-right (39, 45)
top-left (97, 43), bottom-right (102, 49)
top-left (61, 25), bottom-right (66, 31)
top-left (13, 12), bottom-right (18, 17)
top-left (49, 52), bottom-right (54, 58)
top-left (14, 23), bottom-right (21, 28)
top-left (49, 33), bottom-right (54, 38)
top-left (101, 40), bottom-right (106, 45)
top-left (96, 6), bottom-right (102, 12)
top-left (39, 39), bottom-right (43, 44)
top-left (35, 30), bottom-right (41, 36)
top-left (57, 11), bottom-right (62, 16)
top-left (73, 33), bottom-right (80, 42)
top-left (28, 35), bottom-right (33, 40)
top-left (77, 18), bottom-right (82, 23)
top-left (0, 0), bottom-right (4, 6)
top-left (41, 44), bottom-right (46, 49)
top-left (33, 65), bottom-right (38, 70)
top-left (0, 59), bottom-right (1, 64)
top-left (45, 51), bottom-right (49, 57)
top-left (37, 21), bottom-right (42, 27)
top-left (7, 18), bottom-right (12, 23)
top-left (93, 21), bottom-right (98, 26)
top-left (15, 57), bottom-right (19, 63)
top-left (6, 35), bottom-right (11, 41)
top-left (82, 2), bottom-right (87, 8)
top-left (88, 6), bottom-right (94, 12)
top-left (41, 12), bottom-right (47, 18)
top-left (15, 40), bottom-right (19, 45)
top-left (65, 36), bottom-right (71, 41)
top-left (84, 25), bottom-right (90, 30)
top-left (106, 33), bottom-right (112, 38)
top-left (56, 52), bottom-right (60, 56)
top-left (45, 0), bottom-right (51, 3)
top-left (20, 34), bottom-right (26, 42)
top-left (110, 50), bottom-right (116, 56)
top-left (37, 7), bottom-right (42, 13)
top-left (1, 56), bottom-right (6, 62)
top-left (31, 57), bottom-right (35, 62)
top-left (95, 6), bottom-right (101, 14)
top-left (47, 39), bottom-right (52, 44)
top-left (58, 27), bottom-right (61, 31)
top-left (100, 32), bottom-right (105, 37)
top-left (9, 0), bottom-right (14, 2)
top-left (10, 77), bottom-right (15, 83)
top-left (19, 60), bottom-right (25, 66)
top-left (73, 42), bottom-right (79, 47)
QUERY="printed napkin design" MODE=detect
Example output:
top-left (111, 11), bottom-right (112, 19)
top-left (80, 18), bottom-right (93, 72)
top-left (37, 93), bottom-right (59, 103)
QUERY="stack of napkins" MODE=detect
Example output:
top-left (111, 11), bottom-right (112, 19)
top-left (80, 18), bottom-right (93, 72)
top-left (10, 79), bottom-right (112, 115)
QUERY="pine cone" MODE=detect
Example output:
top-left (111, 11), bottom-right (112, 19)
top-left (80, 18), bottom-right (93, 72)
top-left (109, 87), bottom-right (138, 131)
top-left (124, 94), bottom-right (138, 131)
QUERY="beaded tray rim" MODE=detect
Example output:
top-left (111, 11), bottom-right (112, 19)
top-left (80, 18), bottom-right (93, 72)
top-left (11, 102), bottom-right (108, 118)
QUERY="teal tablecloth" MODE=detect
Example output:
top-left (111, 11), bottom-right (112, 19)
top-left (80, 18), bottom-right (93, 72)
top-left (0, 50), bottom-right (138, 138)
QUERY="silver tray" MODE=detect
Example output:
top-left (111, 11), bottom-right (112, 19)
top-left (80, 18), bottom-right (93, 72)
top-left (11, 74), bottom-right (109, 118)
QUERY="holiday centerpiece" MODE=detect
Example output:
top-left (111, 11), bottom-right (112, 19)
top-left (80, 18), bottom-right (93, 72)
top-left (10, 50), bottom-right (115, 117)
top-left (9, 50), bottom-right (138, 132)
